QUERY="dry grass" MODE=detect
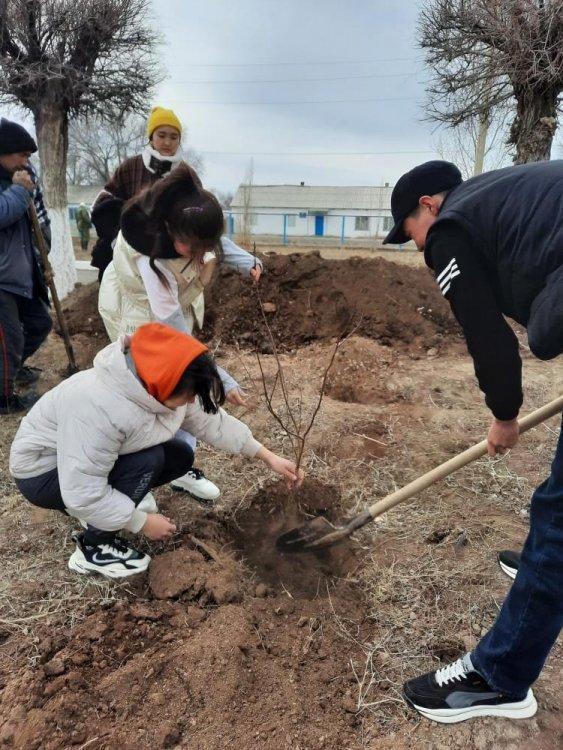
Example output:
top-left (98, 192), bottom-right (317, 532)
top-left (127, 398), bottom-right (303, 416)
top-left (1, 338), bottom-right (561, 748)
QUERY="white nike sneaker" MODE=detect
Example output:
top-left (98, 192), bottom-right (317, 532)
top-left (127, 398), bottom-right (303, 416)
top-left (77, 492), bottom-right (158, 529)
top-left (498, 550), bottom-right (520, 580)
top-left (137, 492), bottom-right (158, 514)
top-left (68, 533), bottom-right (150, 579)
top-left (170, 468), bottom-right (221, 503)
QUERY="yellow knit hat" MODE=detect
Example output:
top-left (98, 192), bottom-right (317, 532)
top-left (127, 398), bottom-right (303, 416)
top-left (146, 107), bottom-right (182, 138)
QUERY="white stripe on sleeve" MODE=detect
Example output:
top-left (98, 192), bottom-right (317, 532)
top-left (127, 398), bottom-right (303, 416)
top-left (436, 257), bottom-right (457, 283)
top-left (441, 269), bottom-right (461, 296)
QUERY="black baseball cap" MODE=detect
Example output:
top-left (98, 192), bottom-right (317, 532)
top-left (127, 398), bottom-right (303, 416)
top-left (383, 160), bottom-right (463, 244)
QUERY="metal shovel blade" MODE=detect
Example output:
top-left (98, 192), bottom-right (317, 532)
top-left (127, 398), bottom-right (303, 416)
top-left (276, 516), bottom-right (341, 553)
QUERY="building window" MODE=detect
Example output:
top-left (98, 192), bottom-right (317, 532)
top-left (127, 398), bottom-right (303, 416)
top-left (249, 213), bottom-right (257, 226)
top-left (299, 212), bottom-right (307, 219)
top-left (355, 216), bottom-right (369, 231)
top-left (382, 215), bottom-right (393, 232)
top-left (287, 214), bottom-right (296, 227)
top-left (68, 206), bottom-right (77, 221)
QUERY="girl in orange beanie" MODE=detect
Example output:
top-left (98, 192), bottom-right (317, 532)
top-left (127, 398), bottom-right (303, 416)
top-left (10, 323), bottom-right (303, 579)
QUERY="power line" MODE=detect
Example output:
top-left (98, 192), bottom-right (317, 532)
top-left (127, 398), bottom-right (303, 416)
top-left (197, 149), bottom-right (436, 156)
top-left (165, 56), bottom-right (420, 68)
top-left (169, 72), bottom-right (417, 84)
top-left (179, 96), bottom-right (413, 105)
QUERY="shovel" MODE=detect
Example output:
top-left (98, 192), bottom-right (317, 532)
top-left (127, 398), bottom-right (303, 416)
top-left (276, 394), bottom-right (563, 553)
top-left (28, 204), bottom-right (79, 375)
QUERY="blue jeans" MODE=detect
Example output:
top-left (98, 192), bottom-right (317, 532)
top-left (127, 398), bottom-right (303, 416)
top-left (472, 418), bottom-right (563, 698)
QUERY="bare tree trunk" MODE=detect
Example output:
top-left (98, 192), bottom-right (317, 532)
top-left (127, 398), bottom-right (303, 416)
top-left (34, 102), bottom-right (77, 299)
top-left (239, 158), bottom-right (254, 248)
top-left (473, 112), bottom-right (489, 175)
top-left (510, 88), bottom-right (558, 164)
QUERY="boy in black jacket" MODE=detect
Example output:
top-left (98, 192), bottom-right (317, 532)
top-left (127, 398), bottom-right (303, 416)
top-left (384, 160), bottom-right (563, 723)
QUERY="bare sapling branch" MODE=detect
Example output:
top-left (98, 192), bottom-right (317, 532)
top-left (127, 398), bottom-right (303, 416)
top-left (251, 284), bottom-right (351, 474)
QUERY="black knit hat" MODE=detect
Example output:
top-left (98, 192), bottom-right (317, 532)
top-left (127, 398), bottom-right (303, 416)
top-left (384, 160), bottom-right (463, 244)
top-left (0, 118), bottom-right (38, 156)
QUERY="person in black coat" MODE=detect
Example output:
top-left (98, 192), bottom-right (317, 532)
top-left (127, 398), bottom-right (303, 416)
top-left (384, 160), bottom-right (563, 724)
top-left (0, 118), bottom-right (52, 414)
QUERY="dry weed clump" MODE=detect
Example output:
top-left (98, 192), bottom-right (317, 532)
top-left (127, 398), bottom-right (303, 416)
top-left (0, 494), bottom-right (132, 642)
top-left (330, 422), bottom-right (555, 733)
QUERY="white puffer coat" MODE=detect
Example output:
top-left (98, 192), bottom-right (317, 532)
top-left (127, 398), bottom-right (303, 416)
top-left (9, 338), bottom-right (262, 533)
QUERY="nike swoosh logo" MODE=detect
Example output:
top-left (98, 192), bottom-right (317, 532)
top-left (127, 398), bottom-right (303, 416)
top-left (446, 691), bottom-right (500, 708)
top-left (91, 552), bottom-right (132, 566)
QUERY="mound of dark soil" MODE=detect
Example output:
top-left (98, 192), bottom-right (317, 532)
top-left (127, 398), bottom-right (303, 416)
top-left (59, 282), bottom-right (108, 340)
top-left (228, 478), bottom-right (362, 597)
top-left (203, 252), bottom-right (458, 352)
top-left (0, 479), bottom-right (368, 750)
top-left (57, 254), bottom-right (457, 356)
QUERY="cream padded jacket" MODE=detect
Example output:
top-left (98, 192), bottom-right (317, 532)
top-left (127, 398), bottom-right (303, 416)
top-left (9, 338), bottom-right (262, 533)
top-left (98, 232), bottom-right (206, 341)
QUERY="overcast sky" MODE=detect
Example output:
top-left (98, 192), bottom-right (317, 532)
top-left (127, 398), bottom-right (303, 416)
top-left (152, 0), bottom-right (440, 193)
top-left (9, 0), bottom-right (563, 192)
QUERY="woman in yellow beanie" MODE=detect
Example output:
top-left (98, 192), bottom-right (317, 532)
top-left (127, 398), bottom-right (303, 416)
top-left (91, 104), bottom-right (262, 284)
top-left (146, 106), bottom-right (182, 162)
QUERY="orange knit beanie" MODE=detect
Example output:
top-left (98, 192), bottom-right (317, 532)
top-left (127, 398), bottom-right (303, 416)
top-left (130, 323), bottom-right (208, 402)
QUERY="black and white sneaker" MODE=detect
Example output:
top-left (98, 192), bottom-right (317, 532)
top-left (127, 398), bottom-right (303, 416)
top-left (0, 391), bottom-right (40, 414)
top-left (498, 550), bottom-right (520, 580)
top-left (68, 533), bottom-right (150, 579)
top-left (15, 365), bottom-right (42, 385)
top-left (403, 654), bottom-right (537, 724)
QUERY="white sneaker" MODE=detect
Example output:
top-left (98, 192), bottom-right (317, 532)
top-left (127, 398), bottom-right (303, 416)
top-left (498, 550), bottom-right (520, 580)
top-left (77, 492), bottom-right (158, 529)
top-left (68, 533), bottom-right (150, 579)
top-left (137, 492), bottom-right (158, 514)
top-left (170, 468), bottom-right (221, 503)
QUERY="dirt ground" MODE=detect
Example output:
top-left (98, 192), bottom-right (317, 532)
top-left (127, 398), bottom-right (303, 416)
top-left (0, 253), bottom-right (561, 749)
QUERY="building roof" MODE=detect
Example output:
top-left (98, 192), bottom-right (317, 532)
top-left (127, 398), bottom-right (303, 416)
top-left (231, 183), bottom-right (393, 211)
top-left (67, 184), bottom-right (105, 205)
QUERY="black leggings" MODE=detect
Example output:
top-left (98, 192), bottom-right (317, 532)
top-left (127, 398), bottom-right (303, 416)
top-left (15, 439), bottom-right (193, 544)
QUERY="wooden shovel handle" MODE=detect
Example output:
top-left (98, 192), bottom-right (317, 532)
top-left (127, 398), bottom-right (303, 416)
top-left (28, 204), bottom-right (78, 373)
top-left (366, 394), bottom-right (563, 523)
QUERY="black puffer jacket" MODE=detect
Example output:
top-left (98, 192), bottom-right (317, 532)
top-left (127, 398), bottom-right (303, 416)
top-left (425, 160), bottom-right (563, 360)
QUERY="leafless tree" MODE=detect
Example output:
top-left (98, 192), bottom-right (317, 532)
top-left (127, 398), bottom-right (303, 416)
top-left (419, 1), bottom-right (563, 164)
top-left (67, 113), bottom-right (146, 185)
top-left (239, 158), bottom-right (254, 248)
top-left (0, 0), bottom-right (162, 297)
top-left (252, 289), bottom-right (343, 473)
top-left (435, 106), bottom-right (514, 178)
top-left (214, 189), bottom-right (234, 209)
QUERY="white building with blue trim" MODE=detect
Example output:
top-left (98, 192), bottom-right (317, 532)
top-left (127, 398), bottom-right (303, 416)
top-left (230, 182), bottom-right (394, 241)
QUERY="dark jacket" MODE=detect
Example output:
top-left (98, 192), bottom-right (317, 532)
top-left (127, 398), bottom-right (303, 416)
top-left (91, 155), bottom-right (190, 277)
top-left (424, 160), bottom-right (563, 420)
top-left (120, 163), bottom-right (204, 258)
top-left (90, 194), bottom-right (124, 279)
top-left (0, 166), bottom-right (48, 303)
